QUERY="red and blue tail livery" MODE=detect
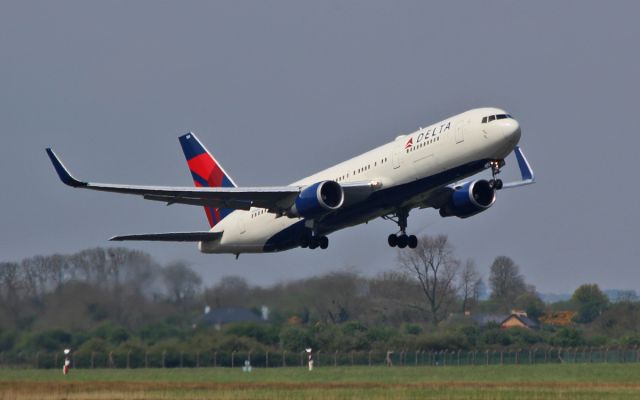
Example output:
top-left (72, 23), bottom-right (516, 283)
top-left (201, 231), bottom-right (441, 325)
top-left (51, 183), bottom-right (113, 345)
top-left (179, 132), bottom-right (237, 227)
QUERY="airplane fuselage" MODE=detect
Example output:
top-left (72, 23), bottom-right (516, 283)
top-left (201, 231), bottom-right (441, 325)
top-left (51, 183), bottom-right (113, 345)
top-left (202, 107), bottom-right (521, 254)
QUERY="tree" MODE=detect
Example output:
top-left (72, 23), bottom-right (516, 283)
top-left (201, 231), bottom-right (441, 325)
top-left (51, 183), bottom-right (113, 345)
top-left (488, 256), bottom-right (526, 308)
top-left (572, 284), bottom-right (609, 323)
top-left (162, 262), bottom-right (202, 305)
top-left (459, 259), bottom-right (480, 313)
top-left (398, 235), bottom-right (460, 325)
top-left (514, 292), bottom-right (546, 321)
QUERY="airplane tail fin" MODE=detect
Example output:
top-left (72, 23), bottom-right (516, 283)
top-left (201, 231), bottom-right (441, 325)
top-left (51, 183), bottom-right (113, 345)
top-left (179, 132), bottom-right (237, 228)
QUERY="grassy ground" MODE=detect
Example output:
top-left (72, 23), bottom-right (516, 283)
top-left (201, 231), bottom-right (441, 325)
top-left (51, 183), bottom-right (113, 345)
top-left (1, 364), bottom-right (640, 399)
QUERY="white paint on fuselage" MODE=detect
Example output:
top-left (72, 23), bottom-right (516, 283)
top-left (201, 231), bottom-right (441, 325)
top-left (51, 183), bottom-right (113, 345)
top-left (199, 108), bottom-right (521, 254)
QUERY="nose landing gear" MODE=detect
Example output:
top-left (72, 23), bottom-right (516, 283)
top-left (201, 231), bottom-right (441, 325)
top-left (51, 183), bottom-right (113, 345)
top-left (384, 208), bottom-right (418, 249)
top-left (488, 160), bottom-right (505, 190)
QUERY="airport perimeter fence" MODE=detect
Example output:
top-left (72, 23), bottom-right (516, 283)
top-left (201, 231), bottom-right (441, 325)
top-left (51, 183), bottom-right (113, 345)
top-left (3, 346), bottom-right (640, 369)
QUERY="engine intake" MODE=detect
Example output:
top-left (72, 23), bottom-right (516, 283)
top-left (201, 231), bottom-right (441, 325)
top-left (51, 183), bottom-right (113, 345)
top-left (289, 180), bottom-right (344, 218)
top-left (439, 179), bottom-right (496, 219)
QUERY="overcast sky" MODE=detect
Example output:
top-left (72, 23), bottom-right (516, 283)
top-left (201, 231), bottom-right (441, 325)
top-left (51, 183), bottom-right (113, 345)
top-left (1, 1), bottom-right (639, 294)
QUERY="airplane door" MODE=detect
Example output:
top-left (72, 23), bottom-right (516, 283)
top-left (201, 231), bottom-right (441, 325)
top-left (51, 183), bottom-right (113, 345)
top-left (455, 126), bottom-right (464, 144)
top-left (238, 213), bottom-right (247, 235)
top-left (392, 151), bottom-right (400, 169)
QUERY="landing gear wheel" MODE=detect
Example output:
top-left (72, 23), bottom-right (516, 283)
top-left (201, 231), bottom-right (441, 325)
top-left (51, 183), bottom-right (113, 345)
top-left (319, 236), bottom-right (329, 249)
top-left (309, 237), bottom-right (319, 250)
top-left (408, 235), bottom-right (418, 249)
top-left (388, 234), bottom-right (398, 247)
top-left (494, 179), bottom-right (503, 190)
top-left (299, 235), bottom-right (310, 248)
top-left (397, 234), bottom-right (408, 249)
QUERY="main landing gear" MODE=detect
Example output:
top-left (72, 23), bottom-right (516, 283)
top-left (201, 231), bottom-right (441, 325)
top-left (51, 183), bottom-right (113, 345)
top-left (488, 160), bottom-right (504, 190)
top-left (384, 208), bottom-right (418, 249)
top-left (299, 231), bottom-right (329, 250)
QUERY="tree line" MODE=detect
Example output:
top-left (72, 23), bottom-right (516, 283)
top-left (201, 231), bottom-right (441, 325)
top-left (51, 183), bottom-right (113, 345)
top-left (0, 237), bottom-right (637, 358)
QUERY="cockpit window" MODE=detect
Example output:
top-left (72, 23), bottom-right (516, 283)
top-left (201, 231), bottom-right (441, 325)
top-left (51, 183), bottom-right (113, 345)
top-left (482, 113), bottom-right (514, 123)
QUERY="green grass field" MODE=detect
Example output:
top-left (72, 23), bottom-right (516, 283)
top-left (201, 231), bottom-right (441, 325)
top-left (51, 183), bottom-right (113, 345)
top-left (1, 364), bottom-right (640, 399)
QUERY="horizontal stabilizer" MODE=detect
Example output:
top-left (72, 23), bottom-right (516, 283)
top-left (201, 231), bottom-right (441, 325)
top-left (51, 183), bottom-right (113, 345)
top-left (109, 231), bottom-right (223, 242)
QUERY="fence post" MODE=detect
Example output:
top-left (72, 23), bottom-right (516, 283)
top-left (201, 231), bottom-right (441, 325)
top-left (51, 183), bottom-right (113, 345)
top-left (485, 350), bottom-right (489, 366)
top-left (145, 352), bottom-right (148, 368)
top-left (334, 351), bottom-right (338, 367)
top-left (248, 350), bottom-right (252, 365)
top-left (35, 352), bottom-right (39, 369)
top-left (317, 351), bottom-right (321, 367)
top-left (127, 351), bottom-right (131, 369)
top-left (282, 350), bottom-right (286, 367)
top-left (266, 351), bottom-right (269, 368)
top-left (457, 350), bottom-right (461, 366)
top-left (500, 350), bottom-right (503, 365)
top-left (351, 351), bottom-right (354, 366)
top-left (369, 351), bottom-right (372, 367)
top-left (605, 347), bottom-right (609, 363)
top-left (196, 351), bottom-right (200, 368)
top-left (529, 349), bottom-right (538, 364)
top-left (162, 351), bottom-right (166, 368)
top-left (214, 351), bottom-right (217, 368)
top-left (54, 353), bottom-right (58, 369)
top-left (415, 350), bottom-right (419, 366)
top-left (515, 349), bottom-right (519, 365)
top-left (300, 351), bottom-right (304, 367)
top-left (544, 348), bottom-right (548, 363)
top-left (180, 351), bottom-right (184, 368)
top-left (109, 351), bottom-right (114, 368)
top-left (91, 351), bottom-right (95, 369)
top-left (232, 351), bottom-right (236, 368)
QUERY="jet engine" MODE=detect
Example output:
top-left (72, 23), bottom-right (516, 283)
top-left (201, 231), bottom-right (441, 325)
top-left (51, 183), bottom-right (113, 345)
top-left (439, 180), bottom-right (496, 219)
top-left (289, 180), bottom-right (344, 218)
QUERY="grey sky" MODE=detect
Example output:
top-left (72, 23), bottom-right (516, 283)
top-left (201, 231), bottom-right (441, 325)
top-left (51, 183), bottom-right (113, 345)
top-left (1, 1), bottom-right (639, 293)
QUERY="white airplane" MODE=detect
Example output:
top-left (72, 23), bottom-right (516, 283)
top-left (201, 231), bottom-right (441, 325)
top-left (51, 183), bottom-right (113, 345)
top-left (47, 107), bottom-right (534, 256)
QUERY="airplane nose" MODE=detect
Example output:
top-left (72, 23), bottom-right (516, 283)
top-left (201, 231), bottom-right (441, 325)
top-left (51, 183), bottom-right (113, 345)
top-left (499, 118), bottom-right (521, 143)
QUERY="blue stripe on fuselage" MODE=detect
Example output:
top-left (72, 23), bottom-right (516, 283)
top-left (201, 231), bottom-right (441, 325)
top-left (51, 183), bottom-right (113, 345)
top-left (262, 159), bottom-right (490, 252)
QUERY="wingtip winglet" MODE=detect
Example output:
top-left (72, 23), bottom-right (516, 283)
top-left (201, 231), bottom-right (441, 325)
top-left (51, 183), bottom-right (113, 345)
top-left (45, 148), bottom-right (87, 187)
top-left (514, 146), bottom-right (535, 182)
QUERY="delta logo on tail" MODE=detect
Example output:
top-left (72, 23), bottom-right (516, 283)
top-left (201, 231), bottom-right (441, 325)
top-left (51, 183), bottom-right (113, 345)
top-left (179, 133), bottom-right (237, 228)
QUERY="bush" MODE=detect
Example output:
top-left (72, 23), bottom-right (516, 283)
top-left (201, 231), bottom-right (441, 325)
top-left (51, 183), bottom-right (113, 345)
top-left (481, 328), bottom-right (513, 347)
top-left (279, 326), bottom-right (311, 351)
top-left (17, 329), bottom-right (72, 352)
top-left (225, 323), bottom-right (278, 346)
top-left (551, 327), bottom-right (585, 347)
top-left (404, 324), bottom-right (423, 335)
top-left (416, 332), bottom-right (469, 350)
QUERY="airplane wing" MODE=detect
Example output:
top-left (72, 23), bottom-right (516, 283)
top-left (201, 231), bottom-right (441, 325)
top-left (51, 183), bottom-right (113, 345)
top-left (46, 148), bottom-right (380, 213)
top-left (46, 148), bottom-right (299, 211)
top-left (109, 231), bottom-right (223, 242)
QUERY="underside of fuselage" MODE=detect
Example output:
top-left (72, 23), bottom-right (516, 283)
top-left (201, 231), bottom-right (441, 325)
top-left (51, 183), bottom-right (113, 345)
top-left (253, 158), bottom-right (490, 253)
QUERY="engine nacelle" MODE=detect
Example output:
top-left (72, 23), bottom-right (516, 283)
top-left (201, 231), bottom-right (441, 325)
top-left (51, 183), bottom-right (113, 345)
top-left (439, 180), bottom-right (496, 219)
top-left (289, 180), bottom-right (344, 218)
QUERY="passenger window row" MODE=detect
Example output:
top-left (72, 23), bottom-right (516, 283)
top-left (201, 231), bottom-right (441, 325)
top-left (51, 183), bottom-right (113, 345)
top-left (406, 136), bottom-right (440, 154)
top-left (348, 157), bottom-right (388, 179)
